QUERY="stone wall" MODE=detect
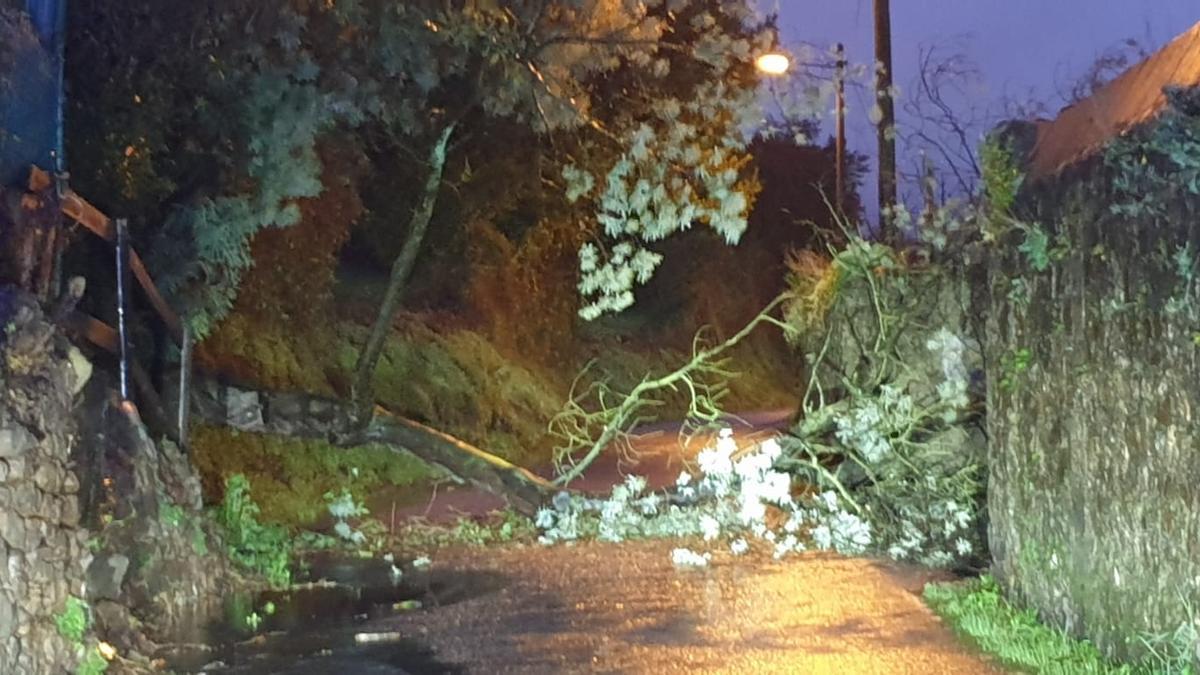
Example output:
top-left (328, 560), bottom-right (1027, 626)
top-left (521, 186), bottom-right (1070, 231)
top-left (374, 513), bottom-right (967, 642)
top-left (0, 285), bottom-right (235, 672)
top-left (74, 373), bottom-right (234, 658)
top-left (0, 287), bottom-right (93, 673)
top-left (985, 139), bottom-right (1200, 663)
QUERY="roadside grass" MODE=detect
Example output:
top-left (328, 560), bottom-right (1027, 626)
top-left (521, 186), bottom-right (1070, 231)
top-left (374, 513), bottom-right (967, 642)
top-left (924, 575), bottom-right (1196, 675)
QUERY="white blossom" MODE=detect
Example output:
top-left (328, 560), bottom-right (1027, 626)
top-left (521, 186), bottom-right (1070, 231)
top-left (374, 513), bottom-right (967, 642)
top-left (671, 548), bottom-right (711, 568)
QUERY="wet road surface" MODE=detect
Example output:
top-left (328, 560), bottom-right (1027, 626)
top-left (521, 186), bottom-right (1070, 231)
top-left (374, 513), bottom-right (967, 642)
top-left (185, 412), bottom-right (1000, 673)
top-left (369, 542), bottom-right (1001, 674)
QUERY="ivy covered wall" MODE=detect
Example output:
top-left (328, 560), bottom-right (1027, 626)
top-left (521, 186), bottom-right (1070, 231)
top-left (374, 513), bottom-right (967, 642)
top-left (986, 99), bottom-right (1200, 664)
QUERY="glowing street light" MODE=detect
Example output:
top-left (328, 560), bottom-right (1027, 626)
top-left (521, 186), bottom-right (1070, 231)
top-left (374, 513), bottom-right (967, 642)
top-left (754, 52), bottom-right (790, 76)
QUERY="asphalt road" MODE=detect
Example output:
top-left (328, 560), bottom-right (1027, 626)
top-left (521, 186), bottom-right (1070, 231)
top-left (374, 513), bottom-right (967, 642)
top-left (203, 413), bottom-right (1000, 674)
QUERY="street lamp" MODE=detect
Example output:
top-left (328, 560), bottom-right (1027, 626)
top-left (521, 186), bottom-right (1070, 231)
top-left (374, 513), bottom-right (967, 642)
top-left (754, 52), bottom-right (790, 76)
top-left (755, 46), bottom-right (848, 217)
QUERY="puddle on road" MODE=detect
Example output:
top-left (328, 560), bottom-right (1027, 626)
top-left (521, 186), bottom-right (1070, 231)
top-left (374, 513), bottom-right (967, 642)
top-left (162, 554), bottom-right (506, 674)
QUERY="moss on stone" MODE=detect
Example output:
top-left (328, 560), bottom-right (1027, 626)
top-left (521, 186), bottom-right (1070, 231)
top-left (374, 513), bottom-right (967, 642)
top-left (190, 425), bottom-right (431, 527)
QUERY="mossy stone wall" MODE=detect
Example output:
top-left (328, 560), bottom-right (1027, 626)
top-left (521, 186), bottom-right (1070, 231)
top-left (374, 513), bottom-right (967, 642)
top-left (985, 139), bottom-right (1200, 662)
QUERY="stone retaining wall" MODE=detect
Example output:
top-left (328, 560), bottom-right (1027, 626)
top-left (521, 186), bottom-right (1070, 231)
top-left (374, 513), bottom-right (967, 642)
top-left (0, 287), bottom-right (92, 673)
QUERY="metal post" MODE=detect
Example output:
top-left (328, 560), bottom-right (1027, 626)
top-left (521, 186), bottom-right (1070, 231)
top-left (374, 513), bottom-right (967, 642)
top-left (178, 322), bottom-right (192, 450)
top-left (115, 218), bottom-right (131, 400)
top-left (835, 43), bottom-right (847, 217)
top-left (921, 152), bottom-right (936, 232)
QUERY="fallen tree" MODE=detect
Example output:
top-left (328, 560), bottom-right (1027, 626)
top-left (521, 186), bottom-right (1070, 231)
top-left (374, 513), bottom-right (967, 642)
top-left (181, 376), bottom-right (558, 516)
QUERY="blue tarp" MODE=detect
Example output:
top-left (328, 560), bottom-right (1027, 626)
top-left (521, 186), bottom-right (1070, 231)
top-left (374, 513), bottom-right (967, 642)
top-left (0, 0), bottom-right (65, 187)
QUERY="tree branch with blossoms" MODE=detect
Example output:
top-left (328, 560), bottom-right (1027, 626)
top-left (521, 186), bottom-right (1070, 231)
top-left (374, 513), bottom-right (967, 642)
top-left (548, 293), bottom-right (793, 487)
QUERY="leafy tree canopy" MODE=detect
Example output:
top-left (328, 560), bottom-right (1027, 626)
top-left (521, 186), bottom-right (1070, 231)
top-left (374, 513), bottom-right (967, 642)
top-left (69, 0), bottom-right (785, 335)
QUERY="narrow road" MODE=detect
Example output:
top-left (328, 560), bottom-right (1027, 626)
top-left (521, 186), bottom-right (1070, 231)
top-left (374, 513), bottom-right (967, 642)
top-left (335, 411), bottom-right (1002, 674)
top-left (362, 542), bottom-right (1001, 674)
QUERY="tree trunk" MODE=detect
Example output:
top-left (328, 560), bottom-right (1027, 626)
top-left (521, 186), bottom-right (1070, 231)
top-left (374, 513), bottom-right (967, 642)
top-left (183, 379), bottom-right (557, 515)
top-left (351, 123), bottom-right (457, 424)
top-left (355, 412), bottom-right (554, 515)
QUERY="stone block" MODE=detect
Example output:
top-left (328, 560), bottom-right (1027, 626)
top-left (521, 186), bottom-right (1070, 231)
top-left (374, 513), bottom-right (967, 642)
top-left (10, 482), bottom-right (36, 517)
top-left (225, 389), bottom-right (265, 432)
top-left (30, 463), bottom-right (60, 493)
top-left (0, 427), bottom-right (34, 459)
top-left (3, 457), bottom-right (24, 481)
top-left (0, 512), bottom-right (25, 552)
top-left (59, 496), bottom-right (79, 527)
top-left (61, 470), bottom-right (78, 495)
top-left (266, 392), bottom-right (306, 419)
top-left (0, 594), bottom-right (13, 639)
top-left (86, 554), bottom-right (129, 601)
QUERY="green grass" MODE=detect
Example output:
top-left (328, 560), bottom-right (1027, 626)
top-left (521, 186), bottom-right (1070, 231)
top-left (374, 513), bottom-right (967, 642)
top-left (924, 576), bottom-right (1195, 675)
top-left (193, 426), bottom-right (433, 527)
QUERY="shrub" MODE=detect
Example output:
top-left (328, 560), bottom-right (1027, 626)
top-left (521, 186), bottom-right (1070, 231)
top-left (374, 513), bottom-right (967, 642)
top-left (214, 474), bottom-right (292, 588)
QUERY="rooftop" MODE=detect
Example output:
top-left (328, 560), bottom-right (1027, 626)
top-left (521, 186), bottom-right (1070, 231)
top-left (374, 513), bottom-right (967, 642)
top-left (1028, 20), bottom-right (1200, 179)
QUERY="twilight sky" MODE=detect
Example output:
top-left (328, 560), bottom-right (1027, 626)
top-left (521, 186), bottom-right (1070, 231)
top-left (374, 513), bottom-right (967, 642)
top-left (770, 0), bottom-right (1200, 219)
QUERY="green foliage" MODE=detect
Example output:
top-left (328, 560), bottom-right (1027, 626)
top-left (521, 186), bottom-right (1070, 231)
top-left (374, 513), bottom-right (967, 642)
top-left (1106, 92), bottom-right (1200, 219)
top-left (149, 73), bottom-right (327, 339)
top-left (400, 509), bottom-right (538, 548)
top-left (54, 597), bottom-right (89, 644)
top-left (1138, 603), bottom-right (1200, 675)
top-left (158, 499), bottom-right (186, 529)
top-left (925, 576), bottom-right (1120, 674)
top-left (73, 0), bottom-right (773, 342)
top-left (324, 488), bottom-right (370, 546)
top-left (191, 526), bottom-right (209, 557)
top-left (1165, 244), bottom-right (1199, 317)
top-left (193, 424), bottom-right (431, 527)
top-left (1015, 222), bottom-right (1071, 274)
top-left (1018, 224), bottom-right (1052, 272)
top-left (214, 474), bottom-right (292, 588)
top-left (223, 592), bottom-right (274, 636)
top-left (925, 576), bottom-right (1197, 675)
top-left (156, 496), bottom-right (211, 557)
top-left (293, 530), bottom-right (340, 551)
top-left (980, 136), bottom-right (1024, 217)
top-left (1000, 348), bottom-right (1034, 392)
top-left (450, 510), bottom-right (536, 546)
top-left (77, 648), bottom-right (109, 675)
top-left (1007, 277), bottom-right (1031, 307)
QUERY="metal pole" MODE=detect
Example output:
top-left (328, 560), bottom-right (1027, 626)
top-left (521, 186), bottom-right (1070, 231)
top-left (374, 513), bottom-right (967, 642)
top-left (178, 322), bottom-right (192, 450)
top-left (115, 218), bottom-right (131, 400)
top-left (921, 152), bottom-right (936, 232)
top-left (835, 42), bottom-right (847, 217)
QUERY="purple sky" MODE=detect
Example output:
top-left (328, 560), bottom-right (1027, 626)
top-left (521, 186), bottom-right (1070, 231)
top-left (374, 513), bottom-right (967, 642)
top-left (773, 1), bottom-right (1200, 219)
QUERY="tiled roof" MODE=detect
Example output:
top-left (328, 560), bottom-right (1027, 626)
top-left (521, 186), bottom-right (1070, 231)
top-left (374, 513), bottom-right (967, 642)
top-left (1028, 21), bottom-right (1200, 179)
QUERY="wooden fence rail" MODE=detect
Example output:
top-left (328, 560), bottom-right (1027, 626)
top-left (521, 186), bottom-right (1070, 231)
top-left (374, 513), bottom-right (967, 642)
top-left (24, 167), bottom-right (188, 442)
top-left (30, 167), bottom-right (184, 346)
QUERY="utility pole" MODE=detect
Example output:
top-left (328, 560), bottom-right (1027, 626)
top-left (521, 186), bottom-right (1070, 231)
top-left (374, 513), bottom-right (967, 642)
top-left (874, 0), bottom-right (897, 243)
top-left (920, 152), bottom-right (936, 230)
top-left (835, 42), bottom-right (847, 217)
